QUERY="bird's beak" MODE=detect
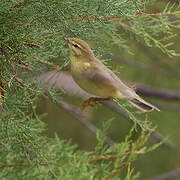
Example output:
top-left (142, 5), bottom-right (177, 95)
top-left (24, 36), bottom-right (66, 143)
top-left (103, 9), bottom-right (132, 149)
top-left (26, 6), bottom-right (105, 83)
top-left (64, 37), bottom-right (69, 43)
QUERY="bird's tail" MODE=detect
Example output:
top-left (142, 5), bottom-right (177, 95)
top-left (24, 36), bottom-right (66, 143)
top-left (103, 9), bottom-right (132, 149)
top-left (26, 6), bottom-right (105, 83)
top-left (128, 98), bottom-right (160, 112)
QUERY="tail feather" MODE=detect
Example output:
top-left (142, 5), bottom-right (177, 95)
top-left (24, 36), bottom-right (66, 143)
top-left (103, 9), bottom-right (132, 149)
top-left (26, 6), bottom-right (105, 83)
top-left (128, 98), bottom-right (160, 112)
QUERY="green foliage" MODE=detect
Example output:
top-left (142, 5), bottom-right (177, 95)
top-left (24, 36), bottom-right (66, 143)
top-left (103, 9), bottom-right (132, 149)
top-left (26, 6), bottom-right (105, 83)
top-left (0, 0), bottom-right (179, 179)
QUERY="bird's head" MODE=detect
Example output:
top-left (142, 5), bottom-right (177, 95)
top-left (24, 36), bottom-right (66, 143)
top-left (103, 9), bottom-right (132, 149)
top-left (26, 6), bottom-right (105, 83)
top-left (64, 38), bottom-right (94, 59)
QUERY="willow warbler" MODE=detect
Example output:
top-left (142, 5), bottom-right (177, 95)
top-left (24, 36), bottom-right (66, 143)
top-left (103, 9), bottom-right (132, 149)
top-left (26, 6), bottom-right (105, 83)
top-left (64, 37), bottom-right (159, 112)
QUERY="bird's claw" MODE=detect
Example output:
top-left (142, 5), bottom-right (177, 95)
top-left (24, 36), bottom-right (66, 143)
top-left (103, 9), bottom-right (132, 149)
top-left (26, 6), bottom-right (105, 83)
top-left (82, 97), bottom-right (110, 111)
top-left (82, 97), bottom-right (99, 111)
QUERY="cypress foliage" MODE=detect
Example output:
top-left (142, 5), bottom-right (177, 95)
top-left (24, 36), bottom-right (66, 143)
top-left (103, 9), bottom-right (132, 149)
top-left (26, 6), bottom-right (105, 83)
top-left (0, 0), bottom-right (179, 179)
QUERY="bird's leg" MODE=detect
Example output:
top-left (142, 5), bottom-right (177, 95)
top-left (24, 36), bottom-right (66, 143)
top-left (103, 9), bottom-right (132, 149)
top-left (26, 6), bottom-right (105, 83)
top-left (82, 97), bottom-right (110, 110)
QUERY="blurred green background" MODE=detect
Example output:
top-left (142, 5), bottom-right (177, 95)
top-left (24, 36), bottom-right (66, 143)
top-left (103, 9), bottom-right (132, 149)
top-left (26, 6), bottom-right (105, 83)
top-left (36, 2), bottom-right (180, 180)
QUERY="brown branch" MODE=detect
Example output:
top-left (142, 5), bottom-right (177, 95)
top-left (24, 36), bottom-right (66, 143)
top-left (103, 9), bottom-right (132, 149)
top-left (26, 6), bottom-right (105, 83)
top-left (29, 57), bottom-right (61, 68)
top-left (88, 154), bottom-right (118, 162)
top-left (13, 57), bottom-right (33, 72)
top-left (15, 63), bottom-right (32, 72)
top-left (0, 162), bottom-right (61, 169)
top-left (15, 77), bottom-right (25, 88)
top-left (8, 74), bottom-right (17, 88)
top-left (76, 11), bottom-right (180, 22)
top-left (12, 1), bottom-right (25, 8)
top-left (0, 76), bottom-right (4, 112)
top-left (135, 85), bottom-right (180, 101)
top-left (105, 163), bottom-right (127, 180)
top-left (0, 78), bottom-right (5, 99)
top-left (17, 58), bottom-right (29, 67)
top-left (147, 168), bottom-right (180, 180)
top-left (162, 0), bottom-right (179, 3)
top-left (24, 43), bottom-right (42, 49)
top-left (44, 90), bottom-right (115, 147)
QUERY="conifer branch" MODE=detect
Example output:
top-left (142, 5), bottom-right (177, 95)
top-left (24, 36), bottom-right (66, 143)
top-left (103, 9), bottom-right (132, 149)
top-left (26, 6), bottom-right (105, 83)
top-left (118, 21), bottom-right (172, 56)
top-left (136, 85), bottom-right (180, 101)
top-left (76, 11), bottom-right (180, 22)
top-left (105, 116), bottom-right (148, 179)
top-left (1, 1), bottom-right (179, 178)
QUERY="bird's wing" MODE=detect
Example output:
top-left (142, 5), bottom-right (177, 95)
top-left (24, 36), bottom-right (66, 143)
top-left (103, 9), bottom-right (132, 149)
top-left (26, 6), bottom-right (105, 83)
top-left (82, 63), bottom-right (120, 92)
top-left (37, 66), bottom-right (92, 99)
top-left (83, 60), bottom-right (137, 99)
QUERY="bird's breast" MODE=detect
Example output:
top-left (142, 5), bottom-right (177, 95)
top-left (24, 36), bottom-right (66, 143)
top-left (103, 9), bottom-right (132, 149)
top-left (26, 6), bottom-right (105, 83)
top-left (70, 57), bottom-right (125, 98)
top-left (70, 57), bottom-right (91, 76)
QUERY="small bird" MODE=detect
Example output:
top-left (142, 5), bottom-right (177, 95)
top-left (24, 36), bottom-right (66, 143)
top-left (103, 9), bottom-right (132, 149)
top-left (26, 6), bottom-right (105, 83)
top-left (63, 37), bottom-right (159, 112)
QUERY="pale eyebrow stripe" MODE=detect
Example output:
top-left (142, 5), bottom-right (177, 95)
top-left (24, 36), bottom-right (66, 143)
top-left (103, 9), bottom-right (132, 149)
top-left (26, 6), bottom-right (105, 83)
top-left (72, 41), bottom-right (81, 48)
top-left (71, 40), bottom-right (88, 53)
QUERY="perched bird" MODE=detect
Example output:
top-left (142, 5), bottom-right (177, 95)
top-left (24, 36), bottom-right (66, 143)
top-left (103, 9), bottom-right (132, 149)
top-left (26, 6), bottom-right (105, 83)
top-left (63, 37), bottom-right (159, 112)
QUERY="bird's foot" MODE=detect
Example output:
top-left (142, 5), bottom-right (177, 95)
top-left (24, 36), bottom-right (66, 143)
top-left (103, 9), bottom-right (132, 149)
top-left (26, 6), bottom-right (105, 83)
top-left (82, 97), bottom-right (110, 111)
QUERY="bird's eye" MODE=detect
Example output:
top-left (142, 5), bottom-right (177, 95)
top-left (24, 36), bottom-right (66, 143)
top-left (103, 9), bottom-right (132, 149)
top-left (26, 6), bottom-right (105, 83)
top-left (71, 41), bottom-right (81, 49)
top-left (72, 44), bottom-right (80, 48)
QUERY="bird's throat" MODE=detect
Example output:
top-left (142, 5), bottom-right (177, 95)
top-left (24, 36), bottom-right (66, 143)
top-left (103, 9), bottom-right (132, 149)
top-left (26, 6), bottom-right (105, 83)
top-left (70, 55), bottom-right (91, 75)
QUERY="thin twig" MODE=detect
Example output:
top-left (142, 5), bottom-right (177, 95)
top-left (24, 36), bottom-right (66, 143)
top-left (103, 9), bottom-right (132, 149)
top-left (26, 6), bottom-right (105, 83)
top-left (76, 11), bottom-right (180, 22)
top-left (0, 78), bottom-right (5, 98)
top-left (105, 163), bottom-right (127, 180)
top-left (17, 58), bottom-right (29, 67)
top-left (8, 74), bottom-right (17, 88)
top-left (0, 76), bottom-right (5, 111)
top-left (147, 168), bottom-right (180, 180)
top-left (12, 1), bottom-right (25, 8)
top-left (24, 43), bottom-right (42, 49)
top-left (15, 77), bottom-right (25, 88)
top-left (88, 151), bottom-right (132, 162)
top-left (89, 154), bottom-right (117, 162)
top-left (0, 162), bottom-right (61, 168)
top-left (29, 57), bottom-right (60, 68)
top-left (15, 64), bottom-right (32, 72)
